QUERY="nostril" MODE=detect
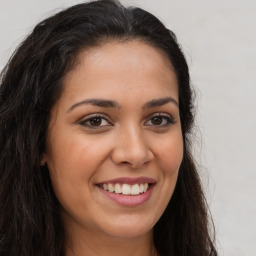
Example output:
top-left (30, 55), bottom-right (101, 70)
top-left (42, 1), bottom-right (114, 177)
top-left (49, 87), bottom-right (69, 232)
top-left (111, 142), bottom-right (154, 168)
top-left (121, 161), bottom-right (130, 165)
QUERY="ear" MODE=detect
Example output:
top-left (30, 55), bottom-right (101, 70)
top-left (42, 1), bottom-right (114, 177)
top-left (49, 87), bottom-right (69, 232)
top-left (40, 154), bottom-right (47, 166)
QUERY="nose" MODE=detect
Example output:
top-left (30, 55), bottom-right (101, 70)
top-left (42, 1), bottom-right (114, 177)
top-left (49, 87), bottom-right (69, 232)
top-left (111, 126), bottom-right (154, 168)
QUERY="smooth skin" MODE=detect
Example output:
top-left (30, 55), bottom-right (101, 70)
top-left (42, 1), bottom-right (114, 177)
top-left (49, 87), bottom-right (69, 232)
top-left (44, 40), bottom-right (183, 256)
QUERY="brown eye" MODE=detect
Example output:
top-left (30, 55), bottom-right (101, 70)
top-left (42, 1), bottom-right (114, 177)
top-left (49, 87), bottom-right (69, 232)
top-left (89, 117), bottom-right (102, 126)
top-left (151, 116), bottom-right (163, 126)
top-left (80, 115), bottom-right (111, 128)
top-left (145, 114), bottom-right (173, 127)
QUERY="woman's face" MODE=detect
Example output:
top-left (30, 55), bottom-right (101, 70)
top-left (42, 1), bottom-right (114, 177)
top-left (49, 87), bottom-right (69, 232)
top-left (44, 40), bottom-right (183, 240)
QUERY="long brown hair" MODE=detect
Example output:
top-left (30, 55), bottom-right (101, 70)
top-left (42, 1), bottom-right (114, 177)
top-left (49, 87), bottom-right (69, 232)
top-left (0, 0), bottom-right (217, 255)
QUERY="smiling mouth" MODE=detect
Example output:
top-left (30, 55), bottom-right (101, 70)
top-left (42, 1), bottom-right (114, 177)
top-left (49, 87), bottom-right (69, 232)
top-left (97, 183), bottom-right (152, 196)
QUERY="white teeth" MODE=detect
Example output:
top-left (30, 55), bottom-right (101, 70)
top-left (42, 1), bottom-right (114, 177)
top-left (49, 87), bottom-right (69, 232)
top-left (131, 184), bottom-right (140, 195)
top-left (143, 183), bottom-right (148, 193)
top-left (101, 183), bottom-right (150, 195)
top-left (122, 184), bottom-right (131, 195)
top-left (114, 183), bottom-right (122, 194)
top-left (139, 184), bottom-right (144, 193)
top-left (108, 183), bottom-right (114, 192)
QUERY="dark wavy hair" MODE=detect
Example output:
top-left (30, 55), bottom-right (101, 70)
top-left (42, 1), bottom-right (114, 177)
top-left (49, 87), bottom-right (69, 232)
top-left (0, 0), bottom-right (217, 255)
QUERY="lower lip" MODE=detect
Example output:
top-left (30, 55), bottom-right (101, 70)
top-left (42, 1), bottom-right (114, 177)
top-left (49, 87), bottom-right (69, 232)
top-left (98, 185), bottom-right (155, 206)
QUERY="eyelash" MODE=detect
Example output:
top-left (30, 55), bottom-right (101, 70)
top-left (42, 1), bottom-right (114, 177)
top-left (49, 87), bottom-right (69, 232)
top-left (79, 114), bottom-right (112, 128)
top-left (79, 113), bottom-right (174, 129)
top-left (144, 113), bottom-right (174, 127)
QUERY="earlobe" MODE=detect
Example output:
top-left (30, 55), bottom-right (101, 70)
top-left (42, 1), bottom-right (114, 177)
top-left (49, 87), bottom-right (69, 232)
top-left (40, 159), bottom-right (46, 166)
top-left (40, 154), bottom-right (47, 166)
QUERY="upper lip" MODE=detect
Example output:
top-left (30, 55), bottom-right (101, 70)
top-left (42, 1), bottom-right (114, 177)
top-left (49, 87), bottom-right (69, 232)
top-left (97, 177), bottom-right (156, 185)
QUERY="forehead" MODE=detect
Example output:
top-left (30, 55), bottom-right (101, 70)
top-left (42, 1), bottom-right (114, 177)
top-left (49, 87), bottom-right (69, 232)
top-left (60, 40), bottom-right (178, 106)
top-left (69, 39), bottom-right (176, 79)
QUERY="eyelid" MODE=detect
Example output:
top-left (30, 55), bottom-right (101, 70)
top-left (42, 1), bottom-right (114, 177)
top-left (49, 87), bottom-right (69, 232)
top-left (79, 113), bottom-right (113, 127)
top-left (146, 112), bottom-right (174, 120)
top-left (77, 112), bottom-right (174, 128)
top-left (144, 112), bottom-right (174, 126)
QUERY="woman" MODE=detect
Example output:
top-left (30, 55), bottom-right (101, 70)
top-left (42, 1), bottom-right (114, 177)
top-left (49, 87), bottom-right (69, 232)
top-left (0, 0), bottom-right (217, 255)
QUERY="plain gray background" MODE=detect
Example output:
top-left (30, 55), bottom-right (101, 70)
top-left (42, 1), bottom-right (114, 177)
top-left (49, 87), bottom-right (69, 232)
top-left (0, 0), bottom-right (255, 255)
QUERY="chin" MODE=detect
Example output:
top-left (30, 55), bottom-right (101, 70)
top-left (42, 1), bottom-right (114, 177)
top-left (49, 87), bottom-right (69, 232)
top-left (98, 215), bottom-right (155, 239)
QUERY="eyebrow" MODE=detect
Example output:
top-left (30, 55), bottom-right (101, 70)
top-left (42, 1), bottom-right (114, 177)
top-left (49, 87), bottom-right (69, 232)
top-left (142, 97), bottom-right (179, 109)
top-left (67, 99), bottom-right (120, 112)
top-left (67, 97), bottom-right (178, 112)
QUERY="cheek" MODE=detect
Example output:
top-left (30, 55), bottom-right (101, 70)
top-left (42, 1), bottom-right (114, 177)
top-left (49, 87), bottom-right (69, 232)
top-left (46, 134), bottom-right (113, 209)
top-left (157, 134), bottom-right (184, 174)
top-left (47, 134), bottom-right (104, 175)
top-left (46, 138), bottom-right (101, 212)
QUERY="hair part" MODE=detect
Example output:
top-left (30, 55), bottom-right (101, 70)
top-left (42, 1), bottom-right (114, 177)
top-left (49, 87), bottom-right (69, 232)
top-left (0, 0), bottom-right (217, 255)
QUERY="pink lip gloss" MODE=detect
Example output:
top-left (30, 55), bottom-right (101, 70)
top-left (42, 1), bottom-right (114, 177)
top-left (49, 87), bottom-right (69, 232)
top-left (96, 177), bottom-right (156, 206)
top-left (99, 184), bottom-right (154, 206)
